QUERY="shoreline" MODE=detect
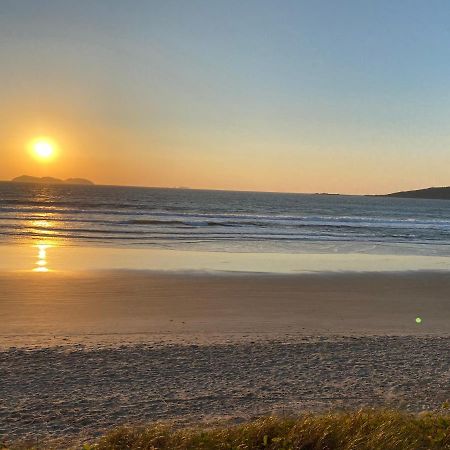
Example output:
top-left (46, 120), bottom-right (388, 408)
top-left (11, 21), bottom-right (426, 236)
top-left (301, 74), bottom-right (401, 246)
top-left (1, 242), bottom-right (450, 274)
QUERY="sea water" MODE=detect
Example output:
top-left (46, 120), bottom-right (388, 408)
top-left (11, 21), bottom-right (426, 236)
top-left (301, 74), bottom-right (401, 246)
top-left (0, 182), bottom-right (449, 272)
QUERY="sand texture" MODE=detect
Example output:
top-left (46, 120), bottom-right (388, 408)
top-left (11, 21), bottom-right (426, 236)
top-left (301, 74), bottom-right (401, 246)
top-left (1, 337), bottom-right (449, 442)
top-left (0, 271), bottom-right (449, 442)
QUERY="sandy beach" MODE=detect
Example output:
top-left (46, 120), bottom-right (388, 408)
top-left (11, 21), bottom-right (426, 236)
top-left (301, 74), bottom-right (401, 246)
top-left (1, 270), bottom-right (449, 442)
top-left (2, 336), bottom-right (449, 442)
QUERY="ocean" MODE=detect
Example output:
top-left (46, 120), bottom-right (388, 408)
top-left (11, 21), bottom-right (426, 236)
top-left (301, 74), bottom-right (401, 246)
top-left (0, 181), bottom-right (449, 257)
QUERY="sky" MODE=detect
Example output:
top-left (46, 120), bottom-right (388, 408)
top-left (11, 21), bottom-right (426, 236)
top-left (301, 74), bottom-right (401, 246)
top-left (0, 0), bottom-right (449, 194)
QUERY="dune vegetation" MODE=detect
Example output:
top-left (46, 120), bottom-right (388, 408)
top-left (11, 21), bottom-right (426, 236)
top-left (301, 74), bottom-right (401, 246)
top-left (5, 409), bottom-right (450, 450)
top-left (91, 410), bottom-right (450, 450)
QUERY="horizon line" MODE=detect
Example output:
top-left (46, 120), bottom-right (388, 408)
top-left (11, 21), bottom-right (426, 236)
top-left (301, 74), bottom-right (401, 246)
top-left (2, 176), bottom-right (449, 197)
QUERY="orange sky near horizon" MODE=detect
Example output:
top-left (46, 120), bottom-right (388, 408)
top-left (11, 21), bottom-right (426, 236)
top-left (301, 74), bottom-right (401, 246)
top-left (1, 107), bottom-right (447, 195)
top-left (1, 120), bottom-right (448, 195)
top-left (2, 141), bottom-right (446, 195)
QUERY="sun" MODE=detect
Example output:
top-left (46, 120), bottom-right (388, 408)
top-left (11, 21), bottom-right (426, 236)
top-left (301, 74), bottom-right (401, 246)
top-left (30, 138), bottom-right (57, 161)
top-left (35, 141), bottom-right (53, 158)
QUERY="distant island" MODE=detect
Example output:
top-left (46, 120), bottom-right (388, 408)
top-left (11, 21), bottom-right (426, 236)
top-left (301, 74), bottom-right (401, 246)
top-left (11, 175), bottom-right (94, 186)
top-left (385, 186), bottom-right (450, 200)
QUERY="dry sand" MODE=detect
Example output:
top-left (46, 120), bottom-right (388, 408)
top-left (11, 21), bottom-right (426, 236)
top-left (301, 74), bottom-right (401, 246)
top-left (0, 270), bottom-right (449, 442)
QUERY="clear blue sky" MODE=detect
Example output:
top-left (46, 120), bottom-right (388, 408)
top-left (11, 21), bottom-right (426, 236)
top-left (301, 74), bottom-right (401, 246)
top-left (1, 0), bottom-right (449, 193)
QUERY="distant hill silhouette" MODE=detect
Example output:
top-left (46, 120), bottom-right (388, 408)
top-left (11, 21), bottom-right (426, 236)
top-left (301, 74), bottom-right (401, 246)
top-left (386, 186), bottom-right (450, 200)
top-left (11, 175), bottom-right (94, 186)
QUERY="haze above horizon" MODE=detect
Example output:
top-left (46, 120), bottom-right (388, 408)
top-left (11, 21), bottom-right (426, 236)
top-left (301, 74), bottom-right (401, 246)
top-left (1, 1), bottom-right (449, 195)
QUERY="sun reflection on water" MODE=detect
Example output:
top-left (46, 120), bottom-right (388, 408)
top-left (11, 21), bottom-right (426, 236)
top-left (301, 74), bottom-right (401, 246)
top-left (32, 219), bottom-right (53, 229)
top-left (33, 244), bottom-right (52, 272)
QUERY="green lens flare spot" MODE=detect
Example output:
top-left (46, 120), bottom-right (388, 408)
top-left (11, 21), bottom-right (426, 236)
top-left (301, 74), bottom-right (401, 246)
top-left (415, 317), bottom-right (422, 324)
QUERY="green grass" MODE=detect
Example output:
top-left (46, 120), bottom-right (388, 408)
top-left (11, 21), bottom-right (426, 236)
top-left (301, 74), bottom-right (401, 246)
top-left (4, 410), bottom-right (450, 450)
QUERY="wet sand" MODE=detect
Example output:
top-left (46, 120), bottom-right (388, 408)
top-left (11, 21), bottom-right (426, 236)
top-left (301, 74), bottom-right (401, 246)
top-left (1, 270), bottom-right (449, 441)
top-left (1, 270), bottom-right (449, 344)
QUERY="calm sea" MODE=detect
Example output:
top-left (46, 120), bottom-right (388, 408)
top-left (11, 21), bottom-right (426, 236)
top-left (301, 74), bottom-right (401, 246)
top-left (0, 182), bottom-right (449, 256)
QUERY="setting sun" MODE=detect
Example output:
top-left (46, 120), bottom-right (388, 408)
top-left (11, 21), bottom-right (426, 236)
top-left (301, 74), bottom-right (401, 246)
top-left (30, 138), bottom-right (57, 161)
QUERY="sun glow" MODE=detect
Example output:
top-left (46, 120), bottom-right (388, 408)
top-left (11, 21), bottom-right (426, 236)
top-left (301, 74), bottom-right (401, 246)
top-left (30, 138), bottom-right (57, 161)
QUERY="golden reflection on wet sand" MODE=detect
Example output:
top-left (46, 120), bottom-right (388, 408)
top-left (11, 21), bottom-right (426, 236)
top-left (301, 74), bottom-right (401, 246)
top-left (19, 243), bottom-right (450, 274)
